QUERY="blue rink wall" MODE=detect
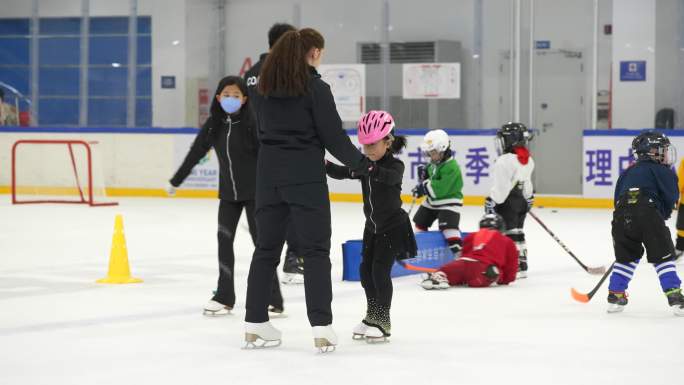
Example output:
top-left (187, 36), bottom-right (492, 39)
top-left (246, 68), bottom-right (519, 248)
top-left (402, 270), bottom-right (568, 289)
top-left (1, 126), bottom-right (681, 208)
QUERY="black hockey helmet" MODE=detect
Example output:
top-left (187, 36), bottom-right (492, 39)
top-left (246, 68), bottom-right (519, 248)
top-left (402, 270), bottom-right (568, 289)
top-left (495, 122), bottom-right (532, 154)
top-left (479, 213), bottom-right (505, 232)
top-left (632, 130), bottom-right (676, 166)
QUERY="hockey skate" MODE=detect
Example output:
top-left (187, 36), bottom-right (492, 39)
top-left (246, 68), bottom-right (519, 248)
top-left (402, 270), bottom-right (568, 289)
top-left (268, 305), bottom-right (286, 318)
top-left (282, 252), bottom-right (304, 284)
top-left (244, 321), bottom-right (282, 349)
top-left (312, 325), bottom-right (338, 353)
top-left (352, 322), bottom-right (368, 340)
top-left (203, 300), bottom-right (232, 317)
top-left (516, 244), bottom-right (528, 279)
top-left (517, 258), bottom-right (528, 279)
top-left (607, 291), bottom-right (628, 313)
top-left (665, 288), bottom-right (684, 316)
top-left (421, 271), bottom-right (449, 290)
top-left (364, 323), bottom-right (390, 344)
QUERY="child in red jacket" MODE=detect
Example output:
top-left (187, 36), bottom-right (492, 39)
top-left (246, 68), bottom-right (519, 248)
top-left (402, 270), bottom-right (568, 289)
top-left (421, 213), bottom-right (518, 289)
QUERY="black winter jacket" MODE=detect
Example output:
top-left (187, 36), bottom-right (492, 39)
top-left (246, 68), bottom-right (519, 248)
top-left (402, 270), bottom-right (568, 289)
top-left (170, 110), bottom-right (258, 201)
top-left (250, 67), bottom-right (367, 187)
top-left (244, 53), bottom-right (267, 97)
top-left (326, 152), bottom-right (409, 234)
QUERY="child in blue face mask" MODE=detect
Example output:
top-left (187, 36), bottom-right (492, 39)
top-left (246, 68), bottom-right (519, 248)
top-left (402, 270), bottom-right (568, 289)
top-left (168, 76), bottom-right (285, 317)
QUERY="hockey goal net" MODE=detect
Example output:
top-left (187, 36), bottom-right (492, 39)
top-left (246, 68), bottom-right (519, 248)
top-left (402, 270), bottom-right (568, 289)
top-left (11, 139), bottom-right (117, 206)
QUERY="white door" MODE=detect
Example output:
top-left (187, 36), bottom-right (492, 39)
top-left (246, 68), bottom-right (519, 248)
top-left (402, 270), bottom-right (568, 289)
top-left (529, 49), bottom-right (586, 194)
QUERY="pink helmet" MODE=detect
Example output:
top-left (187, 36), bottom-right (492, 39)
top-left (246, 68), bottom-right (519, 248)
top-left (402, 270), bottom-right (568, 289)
top-left (357, 110), bottom-right (395, 145)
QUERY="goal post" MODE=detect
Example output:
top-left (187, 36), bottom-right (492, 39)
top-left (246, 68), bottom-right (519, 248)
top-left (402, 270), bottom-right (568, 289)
top-left (11, 139), bottom-right (118, 206)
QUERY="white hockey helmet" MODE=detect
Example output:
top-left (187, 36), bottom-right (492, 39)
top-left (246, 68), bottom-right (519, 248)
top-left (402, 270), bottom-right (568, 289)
top-left (422, 129), bottom-right (450, 154)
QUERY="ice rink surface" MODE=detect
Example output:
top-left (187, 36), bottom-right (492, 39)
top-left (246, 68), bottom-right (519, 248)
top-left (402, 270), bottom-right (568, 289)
top-left (1, 198), bottom-right (682, 385)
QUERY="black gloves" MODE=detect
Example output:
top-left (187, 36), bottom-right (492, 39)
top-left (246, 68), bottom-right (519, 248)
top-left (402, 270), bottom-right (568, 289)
top-left (483, 265), bottom-right (500, 281)
top-left (412, 181), bottom-right (429, 198)
top-left (417, 165), bottom-right (428, 182)
top-left (484, 197), bottom-right (496, 214)
top-left (350, 157), bottom-right (374, 177)
top-left (526, 195), bottom-right (534, 212)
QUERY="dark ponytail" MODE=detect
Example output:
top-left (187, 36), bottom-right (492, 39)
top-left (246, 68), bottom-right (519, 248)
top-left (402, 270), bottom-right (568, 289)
top-left (389, 134), bottom-right (407, 154)
top-left (258, 28), bottom-right (325, 97)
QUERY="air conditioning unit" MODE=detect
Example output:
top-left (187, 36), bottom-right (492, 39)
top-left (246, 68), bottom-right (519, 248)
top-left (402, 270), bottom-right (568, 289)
top-left (357, 40), bottom-right (463, 129)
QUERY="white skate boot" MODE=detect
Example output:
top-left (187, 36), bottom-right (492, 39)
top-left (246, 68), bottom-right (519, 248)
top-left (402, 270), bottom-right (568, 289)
top-left (421, 271), bottom-right (449, 290)
top-left (352, 322), bottom-right (368, 340)
top-left (312, 325), bottom-right (338, 353)
top-left (364, 325), bottom-right (390, 344)
top-left (244, 321), bottom-right (282, 349)
top-left (203, 300), bottom-right (232, 317)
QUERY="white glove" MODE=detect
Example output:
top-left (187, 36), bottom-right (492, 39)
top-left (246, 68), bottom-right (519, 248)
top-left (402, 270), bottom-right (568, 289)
top-left (166, 182), bottom-right (177, 197)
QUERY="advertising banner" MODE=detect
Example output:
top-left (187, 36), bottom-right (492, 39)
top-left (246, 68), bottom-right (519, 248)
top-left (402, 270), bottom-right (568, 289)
top-left (173, 135), bottom-right (219, 190)
top-left (582, 130), bottom-right (682, 198)
top-left (327, 129), bottom-right (497, 197)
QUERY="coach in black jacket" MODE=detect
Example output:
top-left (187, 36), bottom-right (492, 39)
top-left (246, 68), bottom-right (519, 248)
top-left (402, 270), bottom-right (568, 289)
top-left (244, 23), bottom-right (295, 96)
top-left (170, 76), bottom-right (283, 314)
top-left (244, 22), bottom-right (305, 282)
top-left (245, 28), bottom-right (370, 332)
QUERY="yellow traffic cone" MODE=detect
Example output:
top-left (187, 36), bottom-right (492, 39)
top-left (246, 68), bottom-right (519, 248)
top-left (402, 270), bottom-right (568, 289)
top-left (96, 214), bottom-right (143, 284)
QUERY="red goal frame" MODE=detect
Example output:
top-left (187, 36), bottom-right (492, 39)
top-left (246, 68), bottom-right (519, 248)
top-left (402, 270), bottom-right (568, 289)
top-left (11, 139), bottom-right (118, 206)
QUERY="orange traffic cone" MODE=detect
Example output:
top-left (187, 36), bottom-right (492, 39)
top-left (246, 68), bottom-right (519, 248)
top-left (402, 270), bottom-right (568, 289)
top-left (96, 214), bottom-right (143, 284)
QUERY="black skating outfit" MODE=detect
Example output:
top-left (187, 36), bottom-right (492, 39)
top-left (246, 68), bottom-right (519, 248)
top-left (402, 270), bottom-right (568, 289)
top-left (327, 152), bottom-right (417, 336)
top-left (171, 109), bottom-right (283, 310)
top-left (244, 66), bottom-right (369, 326)
top-left (244, 53), bottom-right (302, 275)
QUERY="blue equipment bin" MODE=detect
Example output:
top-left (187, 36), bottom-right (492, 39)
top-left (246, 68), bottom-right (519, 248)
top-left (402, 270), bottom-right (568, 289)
top-left (342, 230), bottom-right (457, 281)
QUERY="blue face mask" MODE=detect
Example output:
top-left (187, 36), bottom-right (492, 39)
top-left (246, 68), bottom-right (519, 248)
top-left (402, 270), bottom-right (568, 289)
top-left (220, 96), bottom-right (242, 114)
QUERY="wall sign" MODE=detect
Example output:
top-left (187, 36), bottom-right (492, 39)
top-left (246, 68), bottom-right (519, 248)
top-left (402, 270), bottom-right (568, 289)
top-left (402, 63), bottom-right (460, 99)
top-left (535, 40), bottom-right (551, 49)
top-left (619, 61), bottom-right (646, 82)
top-left (161, 76), bottom-right (176, 89)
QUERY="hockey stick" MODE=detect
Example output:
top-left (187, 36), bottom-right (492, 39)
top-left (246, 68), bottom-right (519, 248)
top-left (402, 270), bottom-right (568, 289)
top-left (528, 211), bottom-right (607, 275)
top-left (397, 259), bottom-right (438, 273)
top-left (571, 262), bottom-right (615, 303)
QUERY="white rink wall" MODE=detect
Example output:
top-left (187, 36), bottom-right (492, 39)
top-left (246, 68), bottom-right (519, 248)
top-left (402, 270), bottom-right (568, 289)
top-left (0, 129), bottom-right (500, 198)
top-left (0, 131), bottom-right (176, 191)
top-left (2, 128), bottom-right (679, 205)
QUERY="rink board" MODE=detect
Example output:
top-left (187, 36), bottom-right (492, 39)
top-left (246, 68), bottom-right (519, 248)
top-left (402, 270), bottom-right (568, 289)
top-left (583, 129), bottom-right (684, 198)
top-left (342, 230), bottom-right (454, 281)
top-left (5, 127), bottom-right (684, 208)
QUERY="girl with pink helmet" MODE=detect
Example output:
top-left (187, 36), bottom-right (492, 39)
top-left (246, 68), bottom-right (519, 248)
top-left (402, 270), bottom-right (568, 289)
top-left (326, 110), bottom-right (416, 343)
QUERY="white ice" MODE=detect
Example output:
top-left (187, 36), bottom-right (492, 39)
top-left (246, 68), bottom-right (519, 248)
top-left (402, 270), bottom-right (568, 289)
top-left (1, 198), bottom-right (682, 385)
